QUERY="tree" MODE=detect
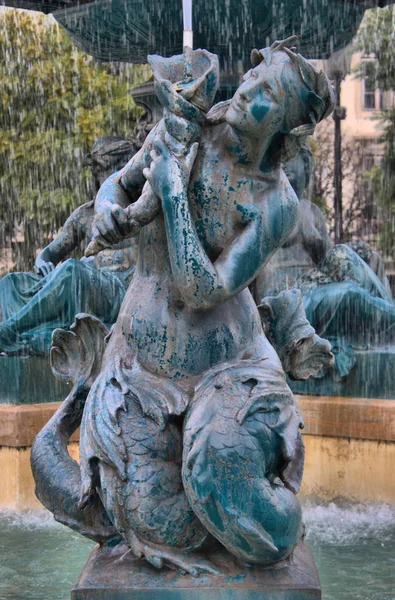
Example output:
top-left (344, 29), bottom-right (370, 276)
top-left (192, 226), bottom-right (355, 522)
top-left (0, 8), bottom-right (149, 271)
top-left (311, 119), bottom-right (378, 242)
top-left (354, 6), bottom-right (395, 257)
top-left (355, 6), bottom-right (395, 91)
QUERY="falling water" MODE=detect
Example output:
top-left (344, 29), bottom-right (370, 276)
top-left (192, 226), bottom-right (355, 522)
top-left (0, 7), bottom-right (150, 274)
top-left (0, 2), bottom-right (394, 599)
top-left (0, 6), bottom-right (150, 391)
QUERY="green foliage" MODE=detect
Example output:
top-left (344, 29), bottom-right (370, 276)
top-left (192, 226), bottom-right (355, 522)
top-left (372, 110), bottom-right (395, 257)
top-left (355, 6), bottom-right (395, 92)
top-left (354, 7), bottom-right (395, 257)
top-left (0, 8), bottom-right (149, 270)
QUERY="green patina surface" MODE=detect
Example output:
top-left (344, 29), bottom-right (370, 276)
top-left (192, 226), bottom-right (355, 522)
top-left (31, 42), bottom-right (334, 592)
top-left (0, 138), bottom-right (137, 360)
top-left (252, 148), bottom-right (395, 400)
top-left (0, 356), bottom-right (71, 404)
top-left (290, 350), bottom-right (395, 400)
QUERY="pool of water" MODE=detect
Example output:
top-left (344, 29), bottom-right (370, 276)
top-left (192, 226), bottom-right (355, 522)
top-left (0, 500), bottom-right (394, 600)
top-left (305, 500), bottom-right (395, 600)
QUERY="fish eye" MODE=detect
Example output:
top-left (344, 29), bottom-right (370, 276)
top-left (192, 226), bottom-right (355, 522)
top-left (242, 69), bottom-right (253, 81)
top-left (242, 69), bottom-right (258, 82)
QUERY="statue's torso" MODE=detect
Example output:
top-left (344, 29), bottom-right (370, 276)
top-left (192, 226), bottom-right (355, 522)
top-left (253, 199), bottom-right (330, 300)
top-left (105, 126), bottom-right (291, 386)
top-left (114, 267), bottom-right (262, 388)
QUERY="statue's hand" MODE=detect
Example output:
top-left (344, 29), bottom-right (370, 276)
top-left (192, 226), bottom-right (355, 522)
top-left (34, 258), bottom-right (55, 277)
top-left (288, 333), bottom-right (334, 381)
top-left (85, 204), bottom-right (137, 256)
top-left (143, 138), bottom-right (199, 201)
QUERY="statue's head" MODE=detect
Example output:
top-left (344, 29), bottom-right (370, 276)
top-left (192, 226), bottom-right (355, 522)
top-left (226, 37), bottom-right (334, 158)
top-left (283, 143), bottom-right (313, 200)
top-left (85, 137), bottom-right (137, 191)
top-left (348, 240), bottom-right (373, 264)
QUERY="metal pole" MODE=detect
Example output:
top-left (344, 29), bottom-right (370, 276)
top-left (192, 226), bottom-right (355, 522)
top-left (333, 74), bottom-right (343, 245)
top-left (182, 0), bottom-right (193, 82)
top-left (183, 0), bottom-right (193, 49)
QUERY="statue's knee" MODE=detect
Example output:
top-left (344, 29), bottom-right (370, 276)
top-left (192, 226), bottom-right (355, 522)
top-left (63, 258), bottom-right (79, 271)
top-left (335, 243), bottom-right (351, 255)
top-left (57, 259), bottom-right (85, 282)
top-left (330, 244), bottom-right (366, 267)
top-left (57, 258), bottom-right (77, 274)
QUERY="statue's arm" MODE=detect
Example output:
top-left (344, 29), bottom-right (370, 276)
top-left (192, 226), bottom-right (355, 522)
top-left (86, 126), bottom-right (161, 253)
top-left (259, 289), bottom-right (333, 380)
top-left (34, 203), bottom-right (93, 276)
top-left (146, 141), bottom-right (298, 310)
top-left (305, 203), bottom-right (332, 265)
top-left (95, 153), bottom-right (146, 213)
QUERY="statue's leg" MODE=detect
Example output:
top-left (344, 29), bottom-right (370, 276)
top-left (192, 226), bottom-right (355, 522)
top-left (0, 271), bottom-right (42, 322)
top-left (79, 366), bottom-right (218, 576)
top-left (325, 244), bottom-right (391, 301)
top-left (0, 259), bottom-right (125, 348)
top-left (182, 351), bottom-right (304, 566)
top-left (306, 281), bottom-right (395, 347)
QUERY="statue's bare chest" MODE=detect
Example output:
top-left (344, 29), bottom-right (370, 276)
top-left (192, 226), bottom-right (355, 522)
top-left (188, 153), bottom-right (262, 256)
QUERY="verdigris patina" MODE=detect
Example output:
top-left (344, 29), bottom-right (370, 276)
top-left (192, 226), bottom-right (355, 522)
top-left (32, 39), bottom-right (334, 593)
top-left (292, 243), bottom-right (395, 397)
top-left (251, 144), bottom-right (332, 299)
top-left (0, 137), bottom-right (137, 356)
top-left (253, 145), bottom-right (395, 398)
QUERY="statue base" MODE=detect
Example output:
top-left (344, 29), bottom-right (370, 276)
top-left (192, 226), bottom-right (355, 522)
top-left (71, 540), bottom-right (320, 599)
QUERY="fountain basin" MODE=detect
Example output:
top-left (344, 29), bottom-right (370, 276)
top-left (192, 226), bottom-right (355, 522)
top-left (0, 402), bottom-right (78, 510)
top-left (1, 395), bottom-right (394, 509)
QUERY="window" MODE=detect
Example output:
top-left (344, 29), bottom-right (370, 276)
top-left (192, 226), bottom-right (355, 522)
top-left (362, 61), bottom-right (377, 110)
top-left (380, 90), bottom-right (395, 111)
top-left (363, 155), bottom-right (375, 172)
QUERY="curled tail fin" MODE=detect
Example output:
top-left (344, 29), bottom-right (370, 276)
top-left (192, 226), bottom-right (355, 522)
top-left (31, 314), bottom-right (117, 543)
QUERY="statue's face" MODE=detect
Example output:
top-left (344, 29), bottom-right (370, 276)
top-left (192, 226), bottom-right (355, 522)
top-left (283, 153), bottom-right (306, 200)
top-left (92, 160), bottom-right (126, 191)
top-left (91, 161), bottom-right (104, 191)
top-left (226, 52), bottom-right (303, 140)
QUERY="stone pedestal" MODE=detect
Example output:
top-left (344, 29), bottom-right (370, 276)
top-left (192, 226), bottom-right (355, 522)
top-left (71, 541), bottom-right (320, 600)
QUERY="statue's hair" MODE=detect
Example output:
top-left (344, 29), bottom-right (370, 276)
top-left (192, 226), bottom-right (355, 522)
top-left (250, 37), bottom-right (335, 162)
top-left (85, 136), bottom-right (136, 168)
top-left (298, 142), bottom-right (313, 186)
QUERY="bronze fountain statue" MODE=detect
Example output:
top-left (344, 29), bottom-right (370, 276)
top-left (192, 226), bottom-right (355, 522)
top-left (258, 144), bottom-right (395, 398)
top-left (0, 137), bottom-right (137, 356)
top-left (32, 38), bottom-right (335, 595)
